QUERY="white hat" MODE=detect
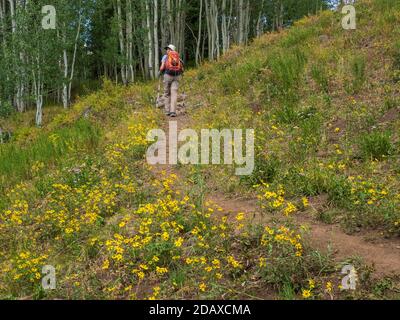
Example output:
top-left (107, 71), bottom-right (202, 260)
top-left (165, 44), bottom-right (176, 51)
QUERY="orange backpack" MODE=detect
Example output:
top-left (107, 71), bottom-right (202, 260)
top-left (165, 51), bottom-right (183, 74)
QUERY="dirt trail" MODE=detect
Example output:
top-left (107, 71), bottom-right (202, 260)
top-left (158, 112), bottom-right (400, 278)
top-left (209, 195), bottom-right (400, 277)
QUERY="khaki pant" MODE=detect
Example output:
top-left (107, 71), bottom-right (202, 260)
top-left (163, 74), bottom-right (181, 114)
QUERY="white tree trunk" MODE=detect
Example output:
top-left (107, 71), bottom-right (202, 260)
top-left (154, 0), bottom-right (159, 76)
top-left (116, 0), bottom-right (127, 84)
top-left (195, 0), bottom-right (203, 65)
top-left (146, 0), bottom-right (154, 79)
top-left (33, 66), bottom-right (43, 127)
top-left (9, 0), bottom-right (25, 112)
top-left (126, 0), bottom-right (134, 82)
top-left (61, 12), bottom-right (81, 108)
top-left (68, 14), bottom-right (82, 102)
top-left (238, 0), bottom-right (244, 44)
top-left (35, 84), bottom-right (43, 127)
top-left (221, 0), bottom-right (227, 54)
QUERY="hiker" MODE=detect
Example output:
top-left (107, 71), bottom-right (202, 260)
top-left (159, 44), bottom-right (184, 117)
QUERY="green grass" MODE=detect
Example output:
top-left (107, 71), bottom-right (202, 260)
top-left (346, 55), bottom-right (366, 94)
top-left (394, 42), bottom-right (400, 70)
top-left (241, 154), bottom-right (281, 186)
top-left (373, 0), bottom-right (400, 12)
top-left (311, 63), bottom-right (330, 94)
top-left (279, 27), bottom-right (317, 48)
top-left (219, 59), bottom-right (264, 94)
top-left (358, 130), bottom-right (394, 161)
top-left (0, 118), bottom-right (100, 192)
top-left (268, 48), bottom-right (307, 102)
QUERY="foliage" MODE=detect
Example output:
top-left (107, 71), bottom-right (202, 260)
top-left (358, 131), bottom-right (394, 161)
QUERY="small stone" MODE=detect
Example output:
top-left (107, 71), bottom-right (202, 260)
top-left (319, 35), bottom-right (329, 43)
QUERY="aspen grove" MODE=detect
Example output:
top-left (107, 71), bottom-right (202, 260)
top-left (0, 0), bottom-right (331, 126)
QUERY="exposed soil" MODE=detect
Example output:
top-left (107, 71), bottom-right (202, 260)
top-left (379, 107), bottom-right (400, 124)
top-left (209, 193), bottom-right (400, 278)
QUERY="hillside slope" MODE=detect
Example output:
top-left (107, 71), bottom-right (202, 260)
top-left (184, 0), bottom-right (400, 237)
top-left (0, 0), bottom-right (399, 300)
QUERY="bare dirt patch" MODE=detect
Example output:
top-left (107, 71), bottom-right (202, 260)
top-left (208, 194), bottom-right (400, 277)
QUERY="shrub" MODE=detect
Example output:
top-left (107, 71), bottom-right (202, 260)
top-left (284, 166), bottom-right (329, 197)
top-left (358, 131), bottom-right (394, 160)
top-left (242, 154), bottom-right (281, 186)
top-left (326, 175), bottom-right (352, 207)
top-left (0, 101), bottom-right (14, 119)
top-left (275, 104), bottom-right (299, 124)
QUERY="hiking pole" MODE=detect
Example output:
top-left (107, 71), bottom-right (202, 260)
top-left (181, 73), bottom-right (186, 109)
top-left (156, 74), bottom-right (162, 108)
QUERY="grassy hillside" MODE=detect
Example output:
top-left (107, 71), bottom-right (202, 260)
top-left (0, 0), bottom-right (399, 300)
top-left (185, 0), bottom-right (400, 236)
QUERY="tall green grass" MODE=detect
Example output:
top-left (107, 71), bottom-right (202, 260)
top-left (345, 55), bottom-right (366, 94)
top-left (268, 48), bottom-right (307, 103)
top-left (393, 41), bottom-right (400, 71)
top-left (0, 118), bottom-right (100, 191)
top-left (219, 58), bottom-right (264, 94)
top-left (279, 27), bottom-right (317, 48)
top-left (393, 44), bottom-right (400, 82)
top-left (373, 0), bottom-right (400, 12)
top-left (358, 130), bottom-right (394, 160)
top-left (311, 63), bottom-right (330, 94)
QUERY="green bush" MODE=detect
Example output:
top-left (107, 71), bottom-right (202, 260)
top-left (275, 104), bottom-right (299, 124)
top-left (0, 101), bottom-right (14, 119)
top-left (326, 175), bottom-right (352, 207)
top-left (241, 154), bottom-right (281, 186)
top-left (284, 166), bottom-right (329, 197)
top-left (358, 131), bottom-right (394, 160)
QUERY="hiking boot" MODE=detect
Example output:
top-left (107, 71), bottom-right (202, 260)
top-left (169, 112), bottom-right (177, 117)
